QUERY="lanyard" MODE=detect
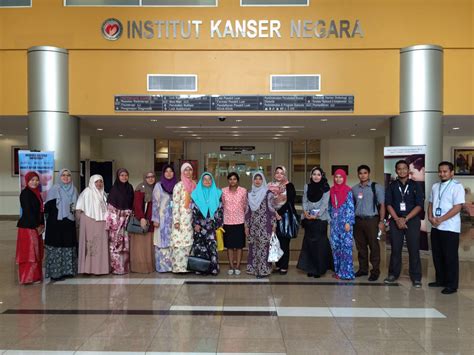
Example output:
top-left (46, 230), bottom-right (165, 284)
top-left (438, 179), bottom-right (453, 202)
top-left (398, 182), bottom-right (409, 202)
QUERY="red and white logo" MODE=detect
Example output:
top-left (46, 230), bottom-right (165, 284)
top-left (102, 18), bottom-right (123, 41)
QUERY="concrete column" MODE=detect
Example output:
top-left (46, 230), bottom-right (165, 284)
top-left (27, 46), bottom-right (80, 187)
top-left (391, 44), bottom-right (443, 199)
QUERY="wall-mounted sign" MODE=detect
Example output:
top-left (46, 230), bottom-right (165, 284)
top-left (114, 95), bottom-right (354, 112)
top-left (103, 18), bottom-right (363, 41)
top-left (220, 146), bottom-right (256, 152)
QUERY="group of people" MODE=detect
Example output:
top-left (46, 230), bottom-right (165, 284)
top-left (15, 160), bottom-right (465, 294)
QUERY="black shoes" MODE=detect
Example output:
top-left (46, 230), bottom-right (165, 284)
top-left (441, 287), bottom-right (457, 295)
top-left (384, 275), bottom-right (397, 284)
top-left (307, 273), bottom-right (314, 277)
top-left (428, 282), bottom-right (444, 288)
top-left (355, 270), bottom-right (369, 277)
top-left (368, 274), bottom-right (379, 282)
top-left (413, 280), bottom-right (422, 288)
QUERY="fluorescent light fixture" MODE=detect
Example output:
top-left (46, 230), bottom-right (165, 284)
top-left (320, 118), bottom-right (328, 122)
top-left (369, 128), bottom-right (376, 131)
top-left (97, 128), bottom-right (104, 131)
top-left (452, 127), bottom-right (460, 130)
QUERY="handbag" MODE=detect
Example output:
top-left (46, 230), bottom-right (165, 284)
top-left (268, 232), bottom-right (284, 262)
top-left (187, 255), bottom-right (211, 273)
top-left (278, 207), bottom-right (300, 239)
top-left (126, 215), bottom-right (149, 234)
top-left (216, 227), bottom-right (225, 252)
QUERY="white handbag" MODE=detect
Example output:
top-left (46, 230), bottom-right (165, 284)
top-left (268, 232), bottom-right (284, 263)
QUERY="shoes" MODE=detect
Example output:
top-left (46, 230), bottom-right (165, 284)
top-left (355, 270), bottom-right (369, 277)
top-left (332, 273), bottom-right (340, 280)
top-left (227, 269), bottom-right (234, 275)
top-left (384, 275), bottom-right (397, 284)
top-left (51, 277), bottom-right (65, 282)
top-left (413, 281), bottom-right (422, 288)
top-left (307, 273), bottom-right (314, 277)
top-left (428, 282), bottom-right (444, 288)
top-left (234, 269), bottom-right (241, 276)
top-left (368, 274), bottom-right (379, 282)
top-left (272, 268), bottom-right (281, 274)
top-left (279, 269), bottom-right (288, 275)
top-left (313, 274), bottom-right (321, 279)
top-left (441, 287), bottom-right (457, 295)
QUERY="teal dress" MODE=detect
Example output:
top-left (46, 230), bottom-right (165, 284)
top-left (329, 191), bottom-right (355, 280)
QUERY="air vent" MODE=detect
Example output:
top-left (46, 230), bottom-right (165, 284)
top-left (147, 74), bottom-right (198, 92)
top-left (271, 75), bottom-right (320, 92)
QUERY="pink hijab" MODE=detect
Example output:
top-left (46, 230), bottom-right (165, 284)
top-left (180, 162), bottom-right (196, 194)
top-left (330, 169), bottom-right (351, 208)
top-left (268, 166), bottom-right (289, 210)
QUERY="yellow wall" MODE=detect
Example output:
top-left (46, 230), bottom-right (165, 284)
top-left (0, 0), bottom-right (473, 116)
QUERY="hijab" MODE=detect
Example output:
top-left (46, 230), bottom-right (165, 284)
top-left (160, 164), bottom-right (177, 194)
top-left (135, 171), bottom-right (156, 203)
top-left (330, 169), bottom-right (351, 208)
top-left (307, 167), bottom-right (330, 203)
top-left (75, 174), bottom-right (107, 221)
top-left (180, 162), bottom-right (196, 194)
top-left (107, 168), bottom-right (134, 210)
top-left (248, 172), bottom-right (268, 212)
top-left (191, 172), bottom-right (222, 219)
top-left (45, 168), bottom-right (78, 221)
top-left (24, 171), bottom-right (44, 212)
top-left (268, 166), bottom-right (289, 210)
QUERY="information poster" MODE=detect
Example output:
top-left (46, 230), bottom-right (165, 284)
top-left (383, 146), bottom-right (428, 251)
top-left (18, 150), bottom-right (55, 201)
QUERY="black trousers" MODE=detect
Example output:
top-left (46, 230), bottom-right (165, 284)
top-left (276, 231), bottom-right (291, 270)
top-left (388, 216), bottom-right (421, 282)
top-left (431, 228), bottom-right (459, 290)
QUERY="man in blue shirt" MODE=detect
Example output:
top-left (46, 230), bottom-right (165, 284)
top-left (384, 160), bottom-right (424, 287)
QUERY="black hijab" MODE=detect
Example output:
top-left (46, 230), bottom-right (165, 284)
top-left (307, 167), bottom-right (330, 203)
top-left (107, 168), bottom-right (134, 210)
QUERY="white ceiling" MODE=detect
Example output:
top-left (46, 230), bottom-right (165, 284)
top-left (0, 115), bottom-right (472, 141)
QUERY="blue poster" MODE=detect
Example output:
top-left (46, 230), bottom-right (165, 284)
top-left (18, 150), bottom-right (55, 201)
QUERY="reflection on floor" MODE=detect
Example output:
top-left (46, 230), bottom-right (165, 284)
top-left (0, 221), bottom-right (473, 354)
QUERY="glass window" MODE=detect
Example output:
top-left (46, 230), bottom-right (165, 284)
top-left (291, 139), bottom-right (321, 201)
top-left (241, 0), bottom-right (308, 6)
top-left (65, 0), bottom-right (139, 5)
top-left (154, 140), bottom-right (184, 179)
top-left (65, 0), bottom-right (216, 6)
top-left (142, 0), bottom-right (217, 6)
top-left (0, 0), bottom-right (31, 7)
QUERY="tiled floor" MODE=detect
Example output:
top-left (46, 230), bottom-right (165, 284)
top-left (0, 220), bottom-right (474, 354)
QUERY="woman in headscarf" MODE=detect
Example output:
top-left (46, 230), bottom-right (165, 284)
top-left (106, 168), bottom-right (134, 275)
top-left (268, 166), bottom-right (297, 275)
top-left (44, 168), bottom-right (79, 281)
top-left (76, 174), bottom-right (109, 275)
top-left (152, 164), bottom-right (177, 272)
top-left (130, 170), bottom-right (156, 273)
top-left (329, 169), bottom-right (355, 280)
top-left (221, 172), bottom-right (247, 275)
top-left (16, 171), bottom-right (45, 284)
top-left (190, 172), bottom-right (223, 275)
top-left (245, 172), bottom-right (276, 278)
top-left (171, 162), bottom-right (196, 273)
top-left (297, 167), bottom-right (333, 278)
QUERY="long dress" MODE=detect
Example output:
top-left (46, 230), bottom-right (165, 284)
top-left (171, 181), bottom-right (194, 273)
top-left (44, 200), bottom-right (78, 279)
top-left (191, 201), bottom-right (224, 275)
top-left (246, 191), bottom-right (276, 277)
top-left (16, 188), bottom-right (44, 284)
top-left (78, 214), bottom-right (109, 275)
top-left (152, 183), bottom-right (173, 272)
top-left (297, 188), bottom-right (333, 276)
top-left (130, 191), bottom-right (155, 273)
top-left (106, 204), bottom-right (132, 275)
top-left (329, 190), bottom-right (356, 280)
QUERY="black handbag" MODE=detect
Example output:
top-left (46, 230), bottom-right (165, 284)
top-left (126, 215), bottom-right (149, 234)
top-left (278, 208), bottom-right (300, 239)
top-left (187, 256), bottom-right (211, 273)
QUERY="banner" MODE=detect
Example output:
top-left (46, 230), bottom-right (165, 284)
top-left (383, 146), bottom-right (428, 251)
top-left (18, 150), bottom-right (55, 201)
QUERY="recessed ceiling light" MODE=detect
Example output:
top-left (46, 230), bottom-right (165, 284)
top-left (369, 128), bottom-right (376, 131)
top-left (179, 126), bottom-right (188, 129)
top-left (320, 118), bottom-right (328, 122)
top-left (0, 134), bottom-right (3, 137)
top-left (196, 137), bottom-right (202, 139)
top-left (351, 134), bottom-right (356, 137)
top-left (191, 134), bottom-right (198, 137)
top-left (236, 119), bottom-right (243, 122)
top-left (150, 119), bottom-right (158, 122)
top-left (232, 134), bottom-right (240, 137)
top-left (274, 134), bottom-right (282, 137)
top-left (231, 126), bottom-right (238, 129)
top-left (273, 137), bottom-right (280, 139)
top-left (282, 126), bottom-right (290, 129)
top-left (97, 128), bottom-right (103, 131)
top-left (452, 127), bottom-right (460, 130)
top-left (25, 128), bottom-right (28, 130)
top-left (118, 134), bottom-right (124, 137)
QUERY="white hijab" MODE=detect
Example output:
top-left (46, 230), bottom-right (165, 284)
top-left (76, 174), bottom-right (107, 221)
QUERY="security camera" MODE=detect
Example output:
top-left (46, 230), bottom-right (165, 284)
top-left (218, 116), bottom-right (226, 122)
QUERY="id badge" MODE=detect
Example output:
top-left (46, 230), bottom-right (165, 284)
top-left (358, 192), bottom-right (363, 199)
top-left (400, 202), bottom-right (406, 212)
top-left (435, 207), bottom-right (442, 217)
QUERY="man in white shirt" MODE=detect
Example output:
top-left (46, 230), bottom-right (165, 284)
top-left (428, 161), bottom-right (465, 294)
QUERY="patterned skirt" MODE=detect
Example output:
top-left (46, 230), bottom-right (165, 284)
top-left (45, 245), bottom-right (78, 279)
